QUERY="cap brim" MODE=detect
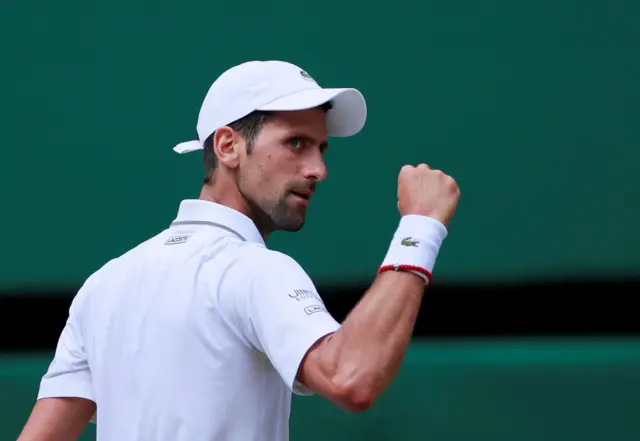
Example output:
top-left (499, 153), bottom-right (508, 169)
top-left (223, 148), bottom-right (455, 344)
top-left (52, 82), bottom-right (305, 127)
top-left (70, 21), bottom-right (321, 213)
top-left (257, 88), bottom-right (367, 137)
top-left (173, 140), bottom-right (202, 154)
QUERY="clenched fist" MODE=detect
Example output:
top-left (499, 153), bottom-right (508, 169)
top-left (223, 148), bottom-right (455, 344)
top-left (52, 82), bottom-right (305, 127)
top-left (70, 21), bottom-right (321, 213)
top-left (397, 164), bottom-right (460, 227)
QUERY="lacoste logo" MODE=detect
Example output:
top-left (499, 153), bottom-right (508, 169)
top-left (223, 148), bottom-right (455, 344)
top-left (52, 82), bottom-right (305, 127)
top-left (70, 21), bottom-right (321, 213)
top-left (400, 237), bottom-right (418, 247)
top-left (304, 305), bottom-right (326, 315)
top-left (165, 235), bottom-right (190, 245)
top-left (300, 70), bottom-right (315, 82)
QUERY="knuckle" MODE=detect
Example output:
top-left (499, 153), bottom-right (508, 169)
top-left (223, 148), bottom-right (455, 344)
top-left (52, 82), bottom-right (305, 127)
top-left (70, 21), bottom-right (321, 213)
top-left (400, 165), bottom-right (414, 174)
top-left (450, 180), bottom-right (460, 195)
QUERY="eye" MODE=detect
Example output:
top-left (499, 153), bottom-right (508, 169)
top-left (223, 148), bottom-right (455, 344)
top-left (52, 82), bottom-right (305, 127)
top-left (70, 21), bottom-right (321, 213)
top-left (288, 137), bottom-right (303, 149)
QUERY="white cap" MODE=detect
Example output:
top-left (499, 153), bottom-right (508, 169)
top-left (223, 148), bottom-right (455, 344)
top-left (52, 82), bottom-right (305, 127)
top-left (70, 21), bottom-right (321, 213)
top-left (173, 60), bottom-right (368, 154)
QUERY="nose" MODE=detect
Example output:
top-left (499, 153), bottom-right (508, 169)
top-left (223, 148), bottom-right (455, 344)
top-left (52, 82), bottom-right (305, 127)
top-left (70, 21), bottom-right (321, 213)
top-left (302, 149), bottom-right (328, 183)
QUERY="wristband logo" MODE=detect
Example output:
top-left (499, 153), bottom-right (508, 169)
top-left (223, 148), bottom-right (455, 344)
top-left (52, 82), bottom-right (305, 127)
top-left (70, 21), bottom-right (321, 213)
top-left (400, 237), bottom-right (419, 247)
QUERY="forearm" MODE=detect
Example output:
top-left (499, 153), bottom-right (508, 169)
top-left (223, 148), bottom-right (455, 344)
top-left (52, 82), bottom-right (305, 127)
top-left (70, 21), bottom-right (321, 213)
top-left (322, 270), bottom-right (425, 403)
top-left (302, 215), bottom-right (446, 411)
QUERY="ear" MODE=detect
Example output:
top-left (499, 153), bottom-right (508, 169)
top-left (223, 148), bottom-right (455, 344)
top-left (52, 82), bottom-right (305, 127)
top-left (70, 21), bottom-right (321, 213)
top-left (213, 126), bottom-right (242, 169)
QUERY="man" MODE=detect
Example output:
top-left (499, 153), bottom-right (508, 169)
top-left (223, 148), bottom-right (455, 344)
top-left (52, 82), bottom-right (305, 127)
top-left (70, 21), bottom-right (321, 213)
top-left (18, 60), bottom-right (460, 441)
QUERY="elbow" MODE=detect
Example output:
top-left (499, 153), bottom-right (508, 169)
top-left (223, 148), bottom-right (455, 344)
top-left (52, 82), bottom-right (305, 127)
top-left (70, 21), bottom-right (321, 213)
top-left (342, 394), bottom-right (375, 414)
top-left (303, 340), bottom-right (378, 413)
top-left (331, 380), bottom-right (377, 413)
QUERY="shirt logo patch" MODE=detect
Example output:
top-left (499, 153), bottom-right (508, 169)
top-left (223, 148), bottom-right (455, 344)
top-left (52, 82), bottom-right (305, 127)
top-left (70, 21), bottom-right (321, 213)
top-left (289, 289), bottom-right (322, 303)
top-left (165, 235), bottom-right (190, 245)
top-left (304, 304), bottom-right (326, 316)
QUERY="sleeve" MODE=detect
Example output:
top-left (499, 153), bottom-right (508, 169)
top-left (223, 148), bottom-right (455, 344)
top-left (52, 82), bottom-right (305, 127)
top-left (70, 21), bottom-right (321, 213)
top-left (218, 249), bottom-right (341, 395)
top-left (37, 287), bottom-right (94, 404)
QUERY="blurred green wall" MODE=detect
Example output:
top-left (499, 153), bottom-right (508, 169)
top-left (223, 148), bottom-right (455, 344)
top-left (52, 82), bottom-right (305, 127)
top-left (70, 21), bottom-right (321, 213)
top-left (1, 1), bottom-right (638, 292)
top-left (4, 339), bottom-right (640, 440)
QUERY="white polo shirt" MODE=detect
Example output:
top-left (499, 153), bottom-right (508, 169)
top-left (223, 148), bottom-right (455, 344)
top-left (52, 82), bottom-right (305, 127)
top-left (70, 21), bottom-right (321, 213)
top-left (37, 199), bottom-right (342, 441)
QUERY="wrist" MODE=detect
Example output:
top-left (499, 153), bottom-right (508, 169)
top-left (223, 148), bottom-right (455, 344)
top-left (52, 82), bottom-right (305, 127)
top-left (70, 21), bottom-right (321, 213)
top-left (378, 215), bottom-right (448, 285)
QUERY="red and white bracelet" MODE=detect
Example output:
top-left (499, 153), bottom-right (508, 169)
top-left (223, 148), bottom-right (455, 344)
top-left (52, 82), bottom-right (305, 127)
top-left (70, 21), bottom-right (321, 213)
top-left (378, 215), bottom-right (448, 285)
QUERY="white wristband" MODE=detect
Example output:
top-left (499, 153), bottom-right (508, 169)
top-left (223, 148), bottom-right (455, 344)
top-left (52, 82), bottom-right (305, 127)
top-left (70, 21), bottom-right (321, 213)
top-left (379, 215), bottom-right (448, 284)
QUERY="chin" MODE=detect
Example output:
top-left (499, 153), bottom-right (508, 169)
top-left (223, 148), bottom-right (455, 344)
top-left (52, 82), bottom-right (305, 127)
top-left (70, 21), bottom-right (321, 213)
top-left (279, 219), bottom-right (305, 232)
top-left (275, 212), bottom-right (306, 232)
top-left (266, 201), bottom-right (308, 233)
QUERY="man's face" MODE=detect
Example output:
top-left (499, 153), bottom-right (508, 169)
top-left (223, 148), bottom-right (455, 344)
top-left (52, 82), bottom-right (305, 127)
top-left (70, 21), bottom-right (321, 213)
top-left (237, 107), bottom-right (329, 234)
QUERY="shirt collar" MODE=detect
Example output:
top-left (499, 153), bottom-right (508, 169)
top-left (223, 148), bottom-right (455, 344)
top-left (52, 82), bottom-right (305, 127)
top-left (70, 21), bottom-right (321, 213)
top-left (171, 199), bottom-right (265, 245)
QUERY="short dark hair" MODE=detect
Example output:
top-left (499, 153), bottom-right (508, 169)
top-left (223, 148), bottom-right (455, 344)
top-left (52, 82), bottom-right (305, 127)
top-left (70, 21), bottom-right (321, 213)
top-left (202, 111), bottom-right (272, 184)
top-left (202, 101), bottom-right (333, 184)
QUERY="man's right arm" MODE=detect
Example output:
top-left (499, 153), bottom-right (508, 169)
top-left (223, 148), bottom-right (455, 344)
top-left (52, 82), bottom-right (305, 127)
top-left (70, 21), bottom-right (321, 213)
top-left (298, 269), bottom-right (426, 412)
top-left (297, 163), bottom-right (460, 412)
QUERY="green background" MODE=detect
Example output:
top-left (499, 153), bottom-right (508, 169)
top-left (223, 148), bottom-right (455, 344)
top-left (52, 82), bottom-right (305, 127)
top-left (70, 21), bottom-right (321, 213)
top-left (4, 339), bottom-right (640, 441)
top-left (1, 0), bottom-right (638, 292)
top-left (2, 3), bottom-right (639, 438)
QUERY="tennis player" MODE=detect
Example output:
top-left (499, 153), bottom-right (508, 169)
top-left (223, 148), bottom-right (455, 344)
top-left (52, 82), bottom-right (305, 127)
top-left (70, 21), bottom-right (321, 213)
top-left (18, 60), bottom-right (460, 441)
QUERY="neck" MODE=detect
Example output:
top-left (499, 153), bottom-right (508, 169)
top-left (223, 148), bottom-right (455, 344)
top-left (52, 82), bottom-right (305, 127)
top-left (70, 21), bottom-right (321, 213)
top-left (199, 179), bottom-right (271, 241)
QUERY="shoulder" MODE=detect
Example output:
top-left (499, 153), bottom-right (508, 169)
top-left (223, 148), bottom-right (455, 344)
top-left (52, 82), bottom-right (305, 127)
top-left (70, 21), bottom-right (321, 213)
top-left (214, 244), bottom-right (314, 294)
top-left (72, 257), bottom-right (117, 297)
top-left (234, 246), bottom-right (309, 279)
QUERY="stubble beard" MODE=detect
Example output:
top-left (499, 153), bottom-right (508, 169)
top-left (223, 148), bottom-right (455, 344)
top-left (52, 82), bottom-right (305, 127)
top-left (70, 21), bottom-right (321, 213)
top-left (238, 181), bottom-right (306, 234)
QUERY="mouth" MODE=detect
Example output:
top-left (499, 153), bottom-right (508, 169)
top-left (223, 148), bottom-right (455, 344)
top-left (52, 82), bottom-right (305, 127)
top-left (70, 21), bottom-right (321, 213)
top-left (290, 190), bottom-right (312, 204)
